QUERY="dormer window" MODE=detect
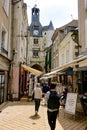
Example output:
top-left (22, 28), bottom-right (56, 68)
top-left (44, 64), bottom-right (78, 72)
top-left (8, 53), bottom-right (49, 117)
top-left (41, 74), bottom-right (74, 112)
top-left (44, 32), bottom-right (46, 35)
top-left (64, 28), bottom-right (67, 35)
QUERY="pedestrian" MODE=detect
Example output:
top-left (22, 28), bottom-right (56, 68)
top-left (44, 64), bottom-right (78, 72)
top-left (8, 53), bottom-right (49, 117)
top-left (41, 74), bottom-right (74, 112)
top-left (33, 83), bottom-right (42, 116)
top-left (60, 87), bottom-right (68, 106)
top-left (46, 82), bottom-right (60, 130)
top-left (42, 82), bottom-right (49, 105)
top-left (56, 82), bottom-right (63, 96)
top-left (42, 82), bottom-right (49, 94)
top-left (80, 92), bottom-right (87, 115)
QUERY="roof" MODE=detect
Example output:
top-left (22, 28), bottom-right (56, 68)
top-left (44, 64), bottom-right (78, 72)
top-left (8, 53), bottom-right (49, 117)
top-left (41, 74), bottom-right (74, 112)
top-left (58, 19), bottom-right (78, 30)
top-left (42, 21), bottom-right (54, 31)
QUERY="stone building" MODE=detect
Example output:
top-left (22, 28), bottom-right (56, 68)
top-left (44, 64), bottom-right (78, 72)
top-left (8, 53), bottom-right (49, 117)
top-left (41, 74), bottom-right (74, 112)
top-left (0, 0), bottom-right (11, 104)
top-left (44, 20), bottom-right (78, 91)
top-left (77, 0), bottom-right (87, 93)
top-left (10, 0), bottom-right (29, 100)
top-left (28, 5), bottom-right (54, 74)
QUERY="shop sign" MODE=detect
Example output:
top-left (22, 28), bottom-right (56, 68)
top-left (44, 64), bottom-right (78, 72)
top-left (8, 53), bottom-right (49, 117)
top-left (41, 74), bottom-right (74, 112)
top-left (65, 93), bottom-right (77, 115)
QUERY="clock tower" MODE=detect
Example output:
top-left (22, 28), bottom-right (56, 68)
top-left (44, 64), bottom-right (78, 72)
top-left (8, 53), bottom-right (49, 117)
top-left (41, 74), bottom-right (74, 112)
top-left (30, 5), bottom-right (42, 36)
top-left (28, 5), bottom-right (54, 75)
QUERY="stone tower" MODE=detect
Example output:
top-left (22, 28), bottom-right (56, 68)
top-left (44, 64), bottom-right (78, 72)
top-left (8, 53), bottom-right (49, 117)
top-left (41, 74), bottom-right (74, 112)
top-left (28, 5), bottom-right (54, 74)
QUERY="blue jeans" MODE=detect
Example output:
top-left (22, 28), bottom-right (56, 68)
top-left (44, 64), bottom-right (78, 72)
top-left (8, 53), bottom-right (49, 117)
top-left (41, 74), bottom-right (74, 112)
top-left (35, 99), bottom-right (40, 112)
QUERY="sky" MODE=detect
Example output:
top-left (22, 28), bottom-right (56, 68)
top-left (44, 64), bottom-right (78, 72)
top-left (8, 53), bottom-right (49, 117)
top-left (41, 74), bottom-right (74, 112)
top-left (24, 0), bottom-right (78, 29)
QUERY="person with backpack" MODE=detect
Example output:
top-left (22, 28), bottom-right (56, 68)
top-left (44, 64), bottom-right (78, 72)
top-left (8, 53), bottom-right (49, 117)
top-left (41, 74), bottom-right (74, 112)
top-left (45, 82), bottom-right (60, 130)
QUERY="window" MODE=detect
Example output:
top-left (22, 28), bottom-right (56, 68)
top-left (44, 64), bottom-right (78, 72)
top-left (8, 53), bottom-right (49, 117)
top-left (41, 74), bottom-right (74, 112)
top-left (3, 0), bottom-right (9, 16)
top-left (64, 28), bottom-right (67, 35)
top-left (33, 50), bottom-right (38, 57)
top-left (1, 25), bottom-right (8, 56)
top-left (0, 72), bottom-right (5, 104)
top-left (2, 30), bottom-right (6, 48)
top-left (34, 39), bottom-right (38, 44)
top-left (61, 54), bottom-right (64, 65)
top-left (66, 50), bottom-right (69, 63)
top-left (84, 0), bottom-right (87, 10)
top-left (1, 26), bottom-right (7, 50)
top-left (85, 19), bottom-right (87, 48)
top-left (34, 26), bottom-right (39, 30)
top-left (44, 32), bottom-right (46, 35)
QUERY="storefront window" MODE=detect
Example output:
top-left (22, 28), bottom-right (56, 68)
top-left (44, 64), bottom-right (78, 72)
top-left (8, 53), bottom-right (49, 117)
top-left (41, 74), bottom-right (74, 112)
top-left (0, 72), bottom-right (5, 104)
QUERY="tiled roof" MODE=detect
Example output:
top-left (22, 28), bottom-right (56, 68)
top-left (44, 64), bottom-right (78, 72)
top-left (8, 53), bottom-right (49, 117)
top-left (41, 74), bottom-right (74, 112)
top-left (58, 19), bottom-right (78, 30)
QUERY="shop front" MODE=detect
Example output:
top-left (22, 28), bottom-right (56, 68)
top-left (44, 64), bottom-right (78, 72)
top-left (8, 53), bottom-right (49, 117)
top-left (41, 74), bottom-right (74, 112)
top-left (19, 64), bottom-right (43, 99)
top-left (0, 55), bottom-right (10, 104)
top-left (77, 67), bottom-right (87, 94)
top-left (0, 71), bottom-right (5, 104)
top-left (76, 58), bottom-right (87, 94)
top-left (58, 68), bottom-right (73, 91)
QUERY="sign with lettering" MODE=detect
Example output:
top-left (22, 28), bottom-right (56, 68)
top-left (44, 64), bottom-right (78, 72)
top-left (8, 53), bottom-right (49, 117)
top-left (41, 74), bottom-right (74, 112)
top-left (65, 93), bottom-right (77, 115)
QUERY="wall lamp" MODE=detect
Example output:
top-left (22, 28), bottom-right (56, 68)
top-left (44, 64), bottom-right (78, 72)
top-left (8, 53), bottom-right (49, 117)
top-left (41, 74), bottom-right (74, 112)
top-left (13, 49), bottom-right (17, 55)
top-left (71, 30), bottom-right (82, 48)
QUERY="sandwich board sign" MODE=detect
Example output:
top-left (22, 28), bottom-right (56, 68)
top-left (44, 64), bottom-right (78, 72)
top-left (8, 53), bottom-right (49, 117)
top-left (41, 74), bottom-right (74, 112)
top-left (65, 93), bottom-right (77, 115)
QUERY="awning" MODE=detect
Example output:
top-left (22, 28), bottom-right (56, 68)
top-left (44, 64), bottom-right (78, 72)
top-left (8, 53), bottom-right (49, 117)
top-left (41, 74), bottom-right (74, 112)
top-left (21, 64), bottom-right (43, 76)
top-left (43, 55), bottom-right (87, 76)
top-left (43, 69), bottom-right (58, 76)
top-left (40, 75), bottom-right (56, 80)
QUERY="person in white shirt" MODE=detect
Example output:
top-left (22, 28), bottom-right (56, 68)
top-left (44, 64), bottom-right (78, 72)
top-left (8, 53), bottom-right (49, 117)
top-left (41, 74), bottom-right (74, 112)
top-left (34, 83), bottom-right (42, 116)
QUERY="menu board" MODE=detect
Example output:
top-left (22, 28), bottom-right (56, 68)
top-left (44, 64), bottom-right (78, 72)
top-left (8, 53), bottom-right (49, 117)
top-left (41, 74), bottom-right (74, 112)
top-left (65, 93), bottom-right (77, 115)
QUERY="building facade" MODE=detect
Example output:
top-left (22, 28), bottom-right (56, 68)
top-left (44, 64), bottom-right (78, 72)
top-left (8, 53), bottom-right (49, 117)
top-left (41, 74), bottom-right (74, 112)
top-left (0, 0), bottom-right (12, 104)
top-left (77, 0), bottom-right (87, 94)
top-left (44, 20), bottom-right (78, 91)
top-left (28, 5), bottom-right (54, 74)
top-left (9, 0), bottom-right (29, 100)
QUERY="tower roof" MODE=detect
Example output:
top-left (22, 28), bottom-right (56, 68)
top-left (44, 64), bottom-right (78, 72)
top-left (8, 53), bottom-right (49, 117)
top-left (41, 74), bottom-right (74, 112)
top-left (42, 21), bottom-right (54, 31)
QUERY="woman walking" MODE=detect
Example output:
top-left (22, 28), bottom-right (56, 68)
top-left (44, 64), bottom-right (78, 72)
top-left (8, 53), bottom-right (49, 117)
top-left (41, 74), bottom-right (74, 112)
top-left (34, 83), bottom-right (42, 116)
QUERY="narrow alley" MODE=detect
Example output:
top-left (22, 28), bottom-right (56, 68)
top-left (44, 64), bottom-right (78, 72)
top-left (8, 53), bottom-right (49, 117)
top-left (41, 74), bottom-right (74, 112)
top-left (0, 101), bottom-right (87, 130)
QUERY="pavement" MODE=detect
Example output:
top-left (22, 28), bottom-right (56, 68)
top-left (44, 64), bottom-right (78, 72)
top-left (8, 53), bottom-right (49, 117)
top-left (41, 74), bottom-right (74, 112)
top-left (0, 101), bottom-right (87, 130)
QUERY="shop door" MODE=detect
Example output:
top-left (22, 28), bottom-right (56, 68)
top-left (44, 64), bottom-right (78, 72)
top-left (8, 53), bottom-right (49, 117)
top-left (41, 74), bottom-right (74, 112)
top-left (82, 71), bottom-right (87, 93)
top-left (0, 72), bottom-right (5, 104)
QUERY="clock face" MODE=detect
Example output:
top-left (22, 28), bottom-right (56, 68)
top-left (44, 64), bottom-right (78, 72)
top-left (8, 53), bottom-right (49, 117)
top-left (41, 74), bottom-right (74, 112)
top-left (33, 30), bottom-right (39, 35)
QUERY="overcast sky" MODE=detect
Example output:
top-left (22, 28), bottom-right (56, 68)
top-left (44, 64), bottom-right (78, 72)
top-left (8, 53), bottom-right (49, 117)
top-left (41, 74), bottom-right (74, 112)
top-left (24, 0), bottom-right (78, 29)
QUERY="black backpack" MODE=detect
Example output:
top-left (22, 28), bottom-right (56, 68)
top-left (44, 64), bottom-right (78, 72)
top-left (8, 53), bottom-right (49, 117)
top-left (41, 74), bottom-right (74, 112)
top-left (47, 91), bottom-right (60, 109)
